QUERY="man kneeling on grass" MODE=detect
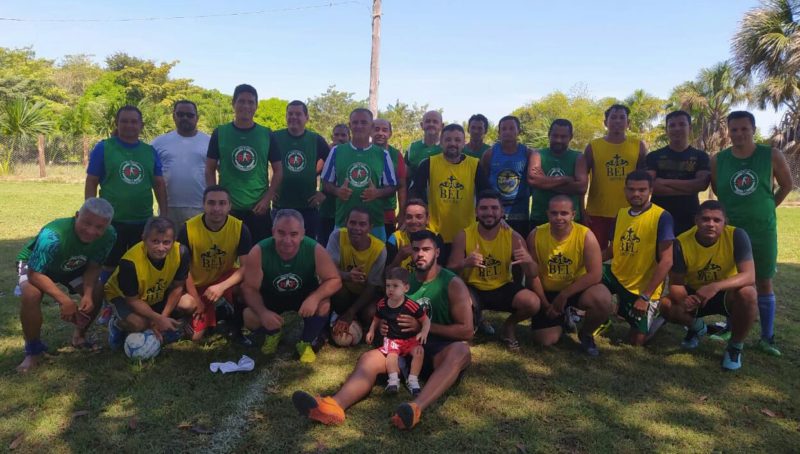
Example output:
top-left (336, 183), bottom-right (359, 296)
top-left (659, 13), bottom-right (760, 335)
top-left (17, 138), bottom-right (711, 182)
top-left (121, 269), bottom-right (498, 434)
top-left (292, 229), bottom-right (472, 430)
top-left (16, 197), bottom-right (117, 372)
top-left (105, 217), bottom-right (195, 348)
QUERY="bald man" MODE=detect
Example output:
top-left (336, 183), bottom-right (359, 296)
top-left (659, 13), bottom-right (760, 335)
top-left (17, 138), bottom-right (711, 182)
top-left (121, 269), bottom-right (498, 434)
top-left (406, 111), bottom-right (443, 192)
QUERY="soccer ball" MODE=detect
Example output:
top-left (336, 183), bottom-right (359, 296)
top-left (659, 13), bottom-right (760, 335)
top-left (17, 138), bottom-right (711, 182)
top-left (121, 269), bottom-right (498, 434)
top-left (332, 321), bottom-right (363, 347)
top-left (124, 330), bottom-right (161, 360)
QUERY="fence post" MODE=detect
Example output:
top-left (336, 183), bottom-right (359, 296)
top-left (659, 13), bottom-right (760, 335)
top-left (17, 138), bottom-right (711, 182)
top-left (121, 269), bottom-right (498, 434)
top-left (37, 134), bottom-right (46, 178)
top-left (82, 135), bottom-right (89, 167)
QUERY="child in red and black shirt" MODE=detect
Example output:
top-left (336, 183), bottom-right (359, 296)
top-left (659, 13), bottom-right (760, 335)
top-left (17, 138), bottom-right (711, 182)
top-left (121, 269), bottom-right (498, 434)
top-left (366, 267), bottom-right (430, 395)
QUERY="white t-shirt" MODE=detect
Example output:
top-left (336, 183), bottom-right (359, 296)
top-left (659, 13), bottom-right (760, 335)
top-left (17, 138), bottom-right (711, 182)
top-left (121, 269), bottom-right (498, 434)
top-left (151, 130), bottom-right (211, 209)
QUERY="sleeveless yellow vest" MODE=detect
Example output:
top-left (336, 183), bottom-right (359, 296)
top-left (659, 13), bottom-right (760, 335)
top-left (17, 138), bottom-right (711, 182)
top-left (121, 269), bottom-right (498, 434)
top-left (534, 222), bottom-right (588, 292)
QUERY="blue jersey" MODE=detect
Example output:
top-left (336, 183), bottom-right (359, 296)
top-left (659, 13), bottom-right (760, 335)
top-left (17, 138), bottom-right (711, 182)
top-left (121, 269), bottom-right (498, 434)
top-left (488, 143), bottom-right (530, 220)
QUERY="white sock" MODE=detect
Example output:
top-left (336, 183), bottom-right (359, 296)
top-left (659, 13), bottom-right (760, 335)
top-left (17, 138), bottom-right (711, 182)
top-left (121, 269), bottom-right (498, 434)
top-left (408, 374), bottom-right (419, 386)
top-left (388, 372), bottom-right (399, 385)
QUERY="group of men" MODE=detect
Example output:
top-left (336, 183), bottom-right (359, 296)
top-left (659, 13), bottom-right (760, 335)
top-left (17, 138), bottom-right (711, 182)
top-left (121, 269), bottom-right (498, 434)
top-left (14, 83), bottom-right (792, 430)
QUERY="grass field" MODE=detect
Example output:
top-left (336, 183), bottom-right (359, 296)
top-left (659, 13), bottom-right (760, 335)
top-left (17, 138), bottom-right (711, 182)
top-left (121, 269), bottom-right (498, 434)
top-left (0, 181), bottom-right (798, 453)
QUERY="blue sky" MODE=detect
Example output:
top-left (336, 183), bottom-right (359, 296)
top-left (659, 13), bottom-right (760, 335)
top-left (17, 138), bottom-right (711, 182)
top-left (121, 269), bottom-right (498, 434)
top-left (1, 0), bottom-right (783, 131)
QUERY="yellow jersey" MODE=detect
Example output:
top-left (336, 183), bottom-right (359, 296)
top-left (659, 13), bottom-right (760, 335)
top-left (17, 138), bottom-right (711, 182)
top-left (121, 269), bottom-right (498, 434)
top-left (611, 204), bottom-right (666, 297)
top-left (105, 241), bottom-right (182, 305)
top-left (587, 136), bottom-right (640, 217)
top-left (534, 222), bottom-right (588, 292)
top-left (184, 214), bottom-right (243, 287)
top-left (428, 154), bottom-right (479, 243)
top-left (462, 222), bottom-right (513, 291)
top-left (338, 228), bottom-right (385, 294)
top-left (677, 225), bottom-right (738, 289)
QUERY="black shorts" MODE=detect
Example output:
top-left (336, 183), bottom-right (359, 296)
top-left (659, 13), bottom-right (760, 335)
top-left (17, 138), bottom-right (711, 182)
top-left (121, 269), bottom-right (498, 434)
top-left (470, 282), bottom-right (526, 313)
top-left (106, 222), bottom-right (146, 267)
top-left (687, 287), bottom-right (730, 318)
top-left (261, 287), bottom-right (317, 314)
top-left (395, 337), bottom-right (468, 382)
top-left (316, 216), bottom-right (335, 247)
top-left (506, 219), bottom-right (530, 238)
top-left (530, 290), bottom-right (583, 330)
top-left (231, 209), bottom-right (272, 244)
top-left (110, 297), bottom-right (169, 320)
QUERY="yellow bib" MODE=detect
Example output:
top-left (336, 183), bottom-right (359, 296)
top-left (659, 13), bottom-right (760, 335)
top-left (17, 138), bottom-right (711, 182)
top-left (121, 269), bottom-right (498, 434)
top-left (338, 228), bottom-right (384, 293)
top-left (678, 225), bottom-right (738, 289)
top-left (611, 204), bottom-right (665, 296)
top-left (462, 222), bottom-right (513, 290)
top-left (185, 214), bottom-right (243, 287)
top-left (428, 154), bottom-right (479, 242)
top-left (586, 136), bottom-right (639, 217)
top-left (105, 241), bottom-right (182, 305)
top-left (534, 222), bottom-right (588, 292)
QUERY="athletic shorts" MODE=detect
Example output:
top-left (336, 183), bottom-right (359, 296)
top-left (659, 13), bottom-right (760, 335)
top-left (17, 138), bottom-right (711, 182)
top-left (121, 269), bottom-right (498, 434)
top-left (231, 209), bottom-right (272, 244)
top-left (746, 227), bottom-right (777, 280)
top-left (110, 297), bottom-right (169, 321)
top-left (190, 269), bottom-right (237, 333)
top-left (587, 215), bottom-right (615, 251)
top-left (506, 219), bottom-right (531, 238)
top-left (470, 282), bottom-right (526, 313)
top-left (379, 337), bottom-right (420, 356)
top-left (106, 221), bottom-right (146, 267)
top-left (261, 287), bottom-right (317, 314)
top-left (530, 290), bottom-right (583, 330)
top-left (686, 286), bottom-right (730, 318)
top-left (602, 264), bottom-right (659, 334)
top-left (17, 261), bottom-right (84, 294)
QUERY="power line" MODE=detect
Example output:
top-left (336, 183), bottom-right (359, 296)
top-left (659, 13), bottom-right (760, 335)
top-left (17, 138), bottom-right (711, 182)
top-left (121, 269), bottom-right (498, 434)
top-left (0, 1), bottom-right (361, 23)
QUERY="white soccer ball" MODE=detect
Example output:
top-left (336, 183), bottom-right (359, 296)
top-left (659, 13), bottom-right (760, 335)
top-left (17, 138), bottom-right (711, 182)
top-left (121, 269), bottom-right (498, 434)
top-left (332, 321), bottom-right (363, 347)
top-left (124, 330), bottom-right (161, 360)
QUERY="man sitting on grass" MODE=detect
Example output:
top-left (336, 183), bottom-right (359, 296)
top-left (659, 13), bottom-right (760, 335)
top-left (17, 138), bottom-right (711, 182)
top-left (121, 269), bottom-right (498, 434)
top-left (16, 197), bottom-right (117, 372)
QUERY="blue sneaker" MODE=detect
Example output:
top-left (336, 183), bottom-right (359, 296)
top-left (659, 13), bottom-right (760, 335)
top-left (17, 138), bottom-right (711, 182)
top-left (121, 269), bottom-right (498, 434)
top-left (579, 333), bottom-right (600, 357)
top-left (722, 347), bottom-right (742, 371)
top-left (681, 321), bottom-right (707, 349)
top-left (161, 328), bottom-right (183, 344)
top-left (108, 317), bottom-right (126, 350)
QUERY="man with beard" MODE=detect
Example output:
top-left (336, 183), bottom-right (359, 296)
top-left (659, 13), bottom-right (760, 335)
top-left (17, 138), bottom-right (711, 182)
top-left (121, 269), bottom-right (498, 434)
top-left (291, 229), bottom-right (473, 430)
top-left (241, 209), bottom-right (341, 362)
top-left (449, 190), bottom-right (540, 350)
top-left (602, 170), bottom-right (674, 346)
top-left (646, 110), bottom-right (710, 235)
top-left (480, 116), bottom-right (533, 236)
top-left (272, 100), bottom-right (330, 240)
top-left (412, 124), bottom-right (489, 263)
top-left (373, 118), bottom-right (407, 237)
top-left (387, 199), bottom-right (435, 273)
top-left (526, 196), bottom-right (612, 355)
top-left (528, 119), bottom-right (587, 228)
top-left (463, 113), bottom-right (490, 159)
top-left (152, 100), bottom-right (211, 229)
top-left (405, 110), bottom-right (443, 190)
top-left (318, 124), bottom-right (351, 246)
top-left (658, 200), bottom-right (757, 370)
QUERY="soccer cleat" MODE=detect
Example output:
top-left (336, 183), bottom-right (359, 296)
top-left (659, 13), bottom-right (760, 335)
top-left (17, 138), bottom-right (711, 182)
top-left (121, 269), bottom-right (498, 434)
top-left (579, 333), bottom-right (600, 357)
top-left (722, 347), bottom-right (743, 371)
top-left (391, 402), bottom-right (421, 430)
top-left (680, 321), bottom-right (707, 349)
top-left (478, 319), bottom-right (495, 336)
top-left (755, 337), bottom-right (782, 357)
top-left (291, 391), bottom-right (345, 425)
top-left (261, 331), bottom-right (283, 355)
top-left (107, 317), bottom-right (126, 350)
top-left (296, 341), bottom-right (316, 363)
top-left (385, 383), bottom-right (399, 394)
top-left (592, 319), bottom-right (613, 337)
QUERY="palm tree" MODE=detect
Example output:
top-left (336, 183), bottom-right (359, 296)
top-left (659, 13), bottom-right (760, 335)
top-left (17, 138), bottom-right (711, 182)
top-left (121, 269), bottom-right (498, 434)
top-left (732, 0), bottom-right (800, 152)
top-left (670, 62), bottom-right (749, 153)
top-left (0, 98), bottom-right (53, 174)
top-left (624, 89), bottom-right (667, 148)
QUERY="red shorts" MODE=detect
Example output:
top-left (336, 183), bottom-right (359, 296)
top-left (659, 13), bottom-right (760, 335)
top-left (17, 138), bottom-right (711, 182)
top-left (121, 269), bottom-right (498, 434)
top-left (379, 337), bottom-right (420, 356)
top-left (586, 214), bottom-right (615, 250)
top-left (190, 269), bottom-right (237, 333)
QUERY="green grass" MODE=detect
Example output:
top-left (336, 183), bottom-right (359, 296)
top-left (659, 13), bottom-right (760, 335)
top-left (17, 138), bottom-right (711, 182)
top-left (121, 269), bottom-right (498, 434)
top-left (0, 180), bottom-right (799, 452)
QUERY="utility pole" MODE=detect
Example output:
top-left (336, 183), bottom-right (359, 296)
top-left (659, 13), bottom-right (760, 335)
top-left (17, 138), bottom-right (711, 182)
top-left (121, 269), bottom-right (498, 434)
top-left (368, 0), bottom-right (381, 118)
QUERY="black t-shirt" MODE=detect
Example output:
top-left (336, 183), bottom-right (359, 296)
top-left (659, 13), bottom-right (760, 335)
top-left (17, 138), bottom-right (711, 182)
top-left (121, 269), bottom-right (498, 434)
top-left (375, 296), bottom-right (427, 340)
top-left (645, 146), bottom-right (709, 232)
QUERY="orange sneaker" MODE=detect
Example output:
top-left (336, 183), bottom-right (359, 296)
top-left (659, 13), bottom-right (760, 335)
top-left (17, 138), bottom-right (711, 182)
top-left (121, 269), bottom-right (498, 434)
top-left (292, 391), bottom-right (345, 425)
top-left (390, 402), bottom-right (421, 430)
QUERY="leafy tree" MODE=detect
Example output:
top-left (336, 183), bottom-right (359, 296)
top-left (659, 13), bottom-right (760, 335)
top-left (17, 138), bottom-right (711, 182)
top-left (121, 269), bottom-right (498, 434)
top-left (255, 97), bottom-right (289, 131)
top-left (624, 89), bottom-right (666, 148)
top-left (513, 91), bottom-right (607, 150)
top-left (379, 100), bottom-right (429, 151)
top-left (306, 86), bottom-right (366, 139)
top-left (0, 98), bottom-right (54, 173)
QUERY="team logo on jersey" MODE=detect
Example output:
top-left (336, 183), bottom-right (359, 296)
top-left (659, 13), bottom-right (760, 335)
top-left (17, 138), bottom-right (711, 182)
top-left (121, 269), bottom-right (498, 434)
top-left (273, 273), bottom-right (302, 292)
top-left (61, 255), bottom-right (88, 272)
top-left (416, 296), bottom-right (432, 314)
top-left (618, 227), bottom-right (641, 256)
top-left (438, 175), bottom-right (465, 202)
top-left (547, 167), bottom-right (566, 177)
top-left (697, 260), bottom-right (722, 283)
top-left (478, 254), bottom-right (503, 279)
top-left (201, 244), bottom-right (227, 269)
top-left (346, 162), bottom-right (371, 188)
top-left (232, 146), bottom-right (257, 171)
top-left (145, 278), bottom-right (167, 303)
top-left (286, 150), bottom-right (306, 173)
top-left (730, 169), bottom-right (758, 196)
top-left (119, 160), bottom-right (144, 184)
top-left (496, 169), bottom-right (520, 196)
top-left (605, 154), bottom-right (629, 178)
top-left (548, 252), bottom-right (573, 278)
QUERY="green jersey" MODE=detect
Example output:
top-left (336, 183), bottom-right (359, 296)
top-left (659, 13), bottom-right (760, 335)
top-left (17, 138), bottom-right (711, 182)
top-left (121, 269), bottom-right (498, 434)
top-left (715, 144), bottom-right (776, 233)
top-left (408, 267), bottom-right (455, 326)
top-left (99, 138), bottom-right (157, 222)
top-left (406, 140), bottom-right (442, 182)
top-left (274, 129), bottom-right (320, 209)
top-left (531, 148), bottom-right (582, 223)
top-left (24, 217), bottom-right (116, 283)
top-left (383, 145), bottom-right (402, 212)
top-left (258, 236), bottom-right (318, 298)
top-left (463, 143), bottom-right (490, 159)
top-left (215, 122), bottom-right (272, 211)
